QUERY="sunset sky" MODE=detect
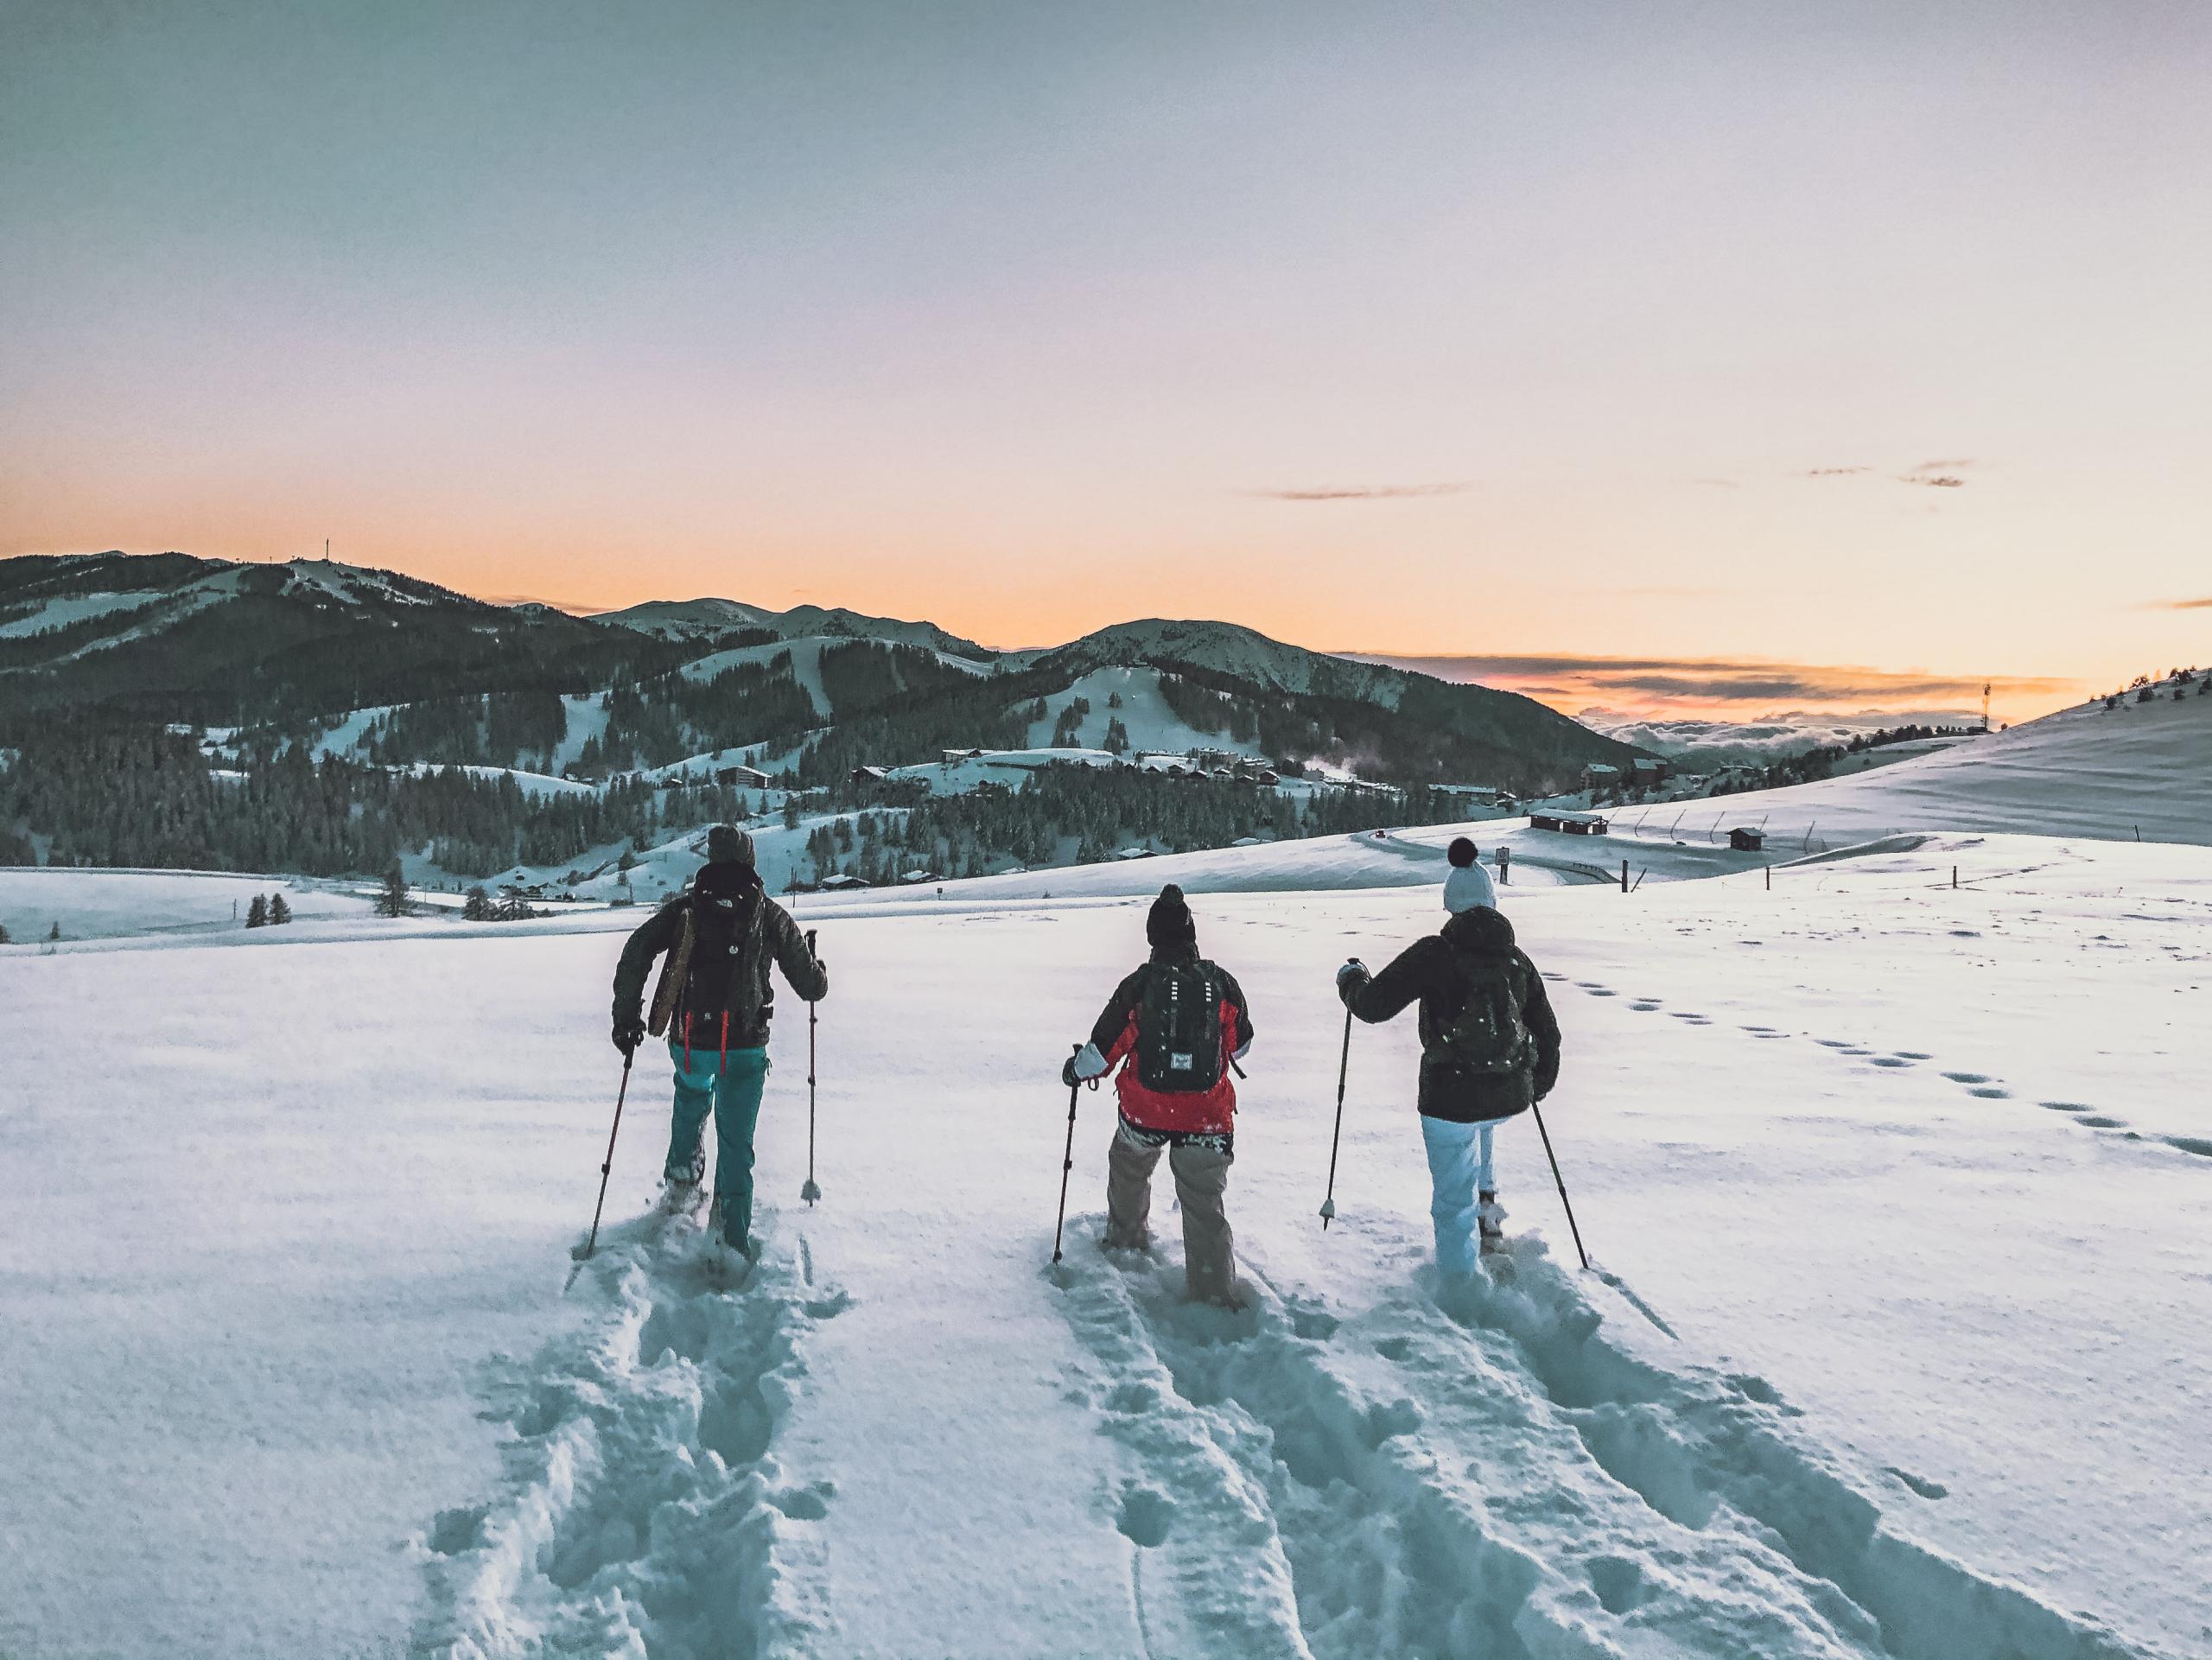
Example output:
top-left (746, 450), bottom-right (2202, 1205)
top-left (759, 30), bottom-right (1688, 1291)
top-left (3, 2), bottom-right (2206, 722)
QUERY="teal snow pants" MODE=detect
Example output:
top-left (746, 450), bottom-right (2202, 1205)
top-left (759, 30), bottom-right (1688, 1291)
top-left (665, 1039), bottom-right (770, 1250)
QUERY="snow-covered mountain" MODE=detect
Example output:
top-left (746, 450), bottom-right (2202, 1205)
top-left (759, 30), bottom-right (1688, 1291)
top-left (2, 553), bottom-right (1643, 793)
top-left (1024, 618), bottom-right (1404, 701)
top-left (0, 550), bottom-right (665, 724)
top-left (593, 595), bottom-right (992, 658)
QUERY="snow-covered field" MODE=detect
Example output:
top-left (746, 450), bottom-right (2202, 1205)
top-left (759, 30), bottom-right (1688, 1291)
top-left (2, 827), bottom-right (2204, 1658)
top-left (0, 867), bottom-right (375, 941)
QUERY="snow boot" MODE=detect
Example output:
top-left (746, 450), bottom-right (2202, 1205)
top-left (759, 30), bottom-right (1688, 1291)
top-left (707, 1231), bottom-right (760, 1289)
top-left (1478, 1192), bottom-right (1508, 1257)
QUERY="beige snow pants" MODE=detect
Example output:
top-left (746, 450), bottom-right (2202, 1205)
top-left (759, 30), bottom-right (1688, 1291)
top-left (1105, 1122), bottom-right (1235, 1302)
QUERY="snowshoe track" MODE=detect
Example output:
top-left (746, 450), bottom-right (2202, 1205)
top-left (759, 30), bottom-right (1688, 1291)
top-left (412, 1214), bottom-right (848, 1659)
top-left (1056, 1231), bottom-right (2163, 1659)
top-left (1567, 980), bottom-right (2208, 1168)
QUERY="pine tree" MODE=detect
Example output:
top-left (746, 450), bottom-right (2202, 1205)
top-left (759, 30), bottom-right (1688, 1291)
top-left (462, 885), bottom-right (492, 921)
top-left (49, 921), bottom-right (60, 941)
top-left (268, 894), bottom-right (292, 925)
top-left (246, 894), bottom-right (269, 928)
top-left (0, 923), bottom-right (10, 944)
top-left (377, 866), bottom-right (411, 919)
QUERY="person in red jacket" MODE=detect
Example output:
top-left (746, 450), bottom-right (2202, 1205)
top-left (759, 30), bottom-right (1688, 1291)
top-left (1064, 885), bottom-right (1255, 1304)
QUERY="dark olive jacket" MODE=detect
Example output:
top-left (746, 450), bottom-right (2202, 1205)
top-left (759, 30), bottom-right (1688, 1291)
top-left (1338, 906), bottom-right (1560, 1123)
top-left (612, 869), bottom-right (825, 1052)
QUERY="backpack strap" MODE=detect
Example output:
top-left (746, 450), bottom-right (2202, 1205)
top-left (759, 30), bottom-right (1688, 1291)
top-left (646, 902), bottom-right (696, 1037)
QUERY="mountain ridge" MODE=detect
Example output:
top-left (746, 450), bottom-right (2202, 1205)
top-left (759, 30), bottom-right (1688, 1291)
top-left (1, 550), bottom-right (1642, 788)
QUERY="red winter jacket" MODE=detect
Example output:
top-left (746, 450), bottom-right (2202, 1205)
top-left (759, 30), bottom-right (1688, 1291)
top-left (1082, 949), bottom-right (1255, 1135)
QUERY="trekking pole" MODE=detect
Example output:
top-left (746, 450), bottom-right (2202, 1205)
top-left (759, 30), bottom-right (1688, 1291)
top-left (1319, 1003), bottom-right (1354, 1228)
top-left (1052, 1043), bottom-right (1081, 1265)
top-left (800, 929), bottom-right (822, 1205)
top-left (581, 1050), bottom-right (635, 1261)
top-left (1529, 1097), bottom-right (1591, 1271)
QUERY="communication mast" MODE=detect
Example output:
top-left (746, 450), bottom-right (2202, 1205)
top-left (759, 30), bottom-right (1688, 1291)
top-left (1980, 683), bottom-right (1991, 730)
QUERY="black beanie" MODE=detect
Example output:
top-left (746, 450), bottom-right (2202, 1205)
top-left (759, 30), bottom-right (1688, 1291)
top-left (1146, 883), bottom-right (1196, 948)
top-left (705, 824), bottom-right (754, 868)
top-left (1448, 836), bottom-right (1477, 868)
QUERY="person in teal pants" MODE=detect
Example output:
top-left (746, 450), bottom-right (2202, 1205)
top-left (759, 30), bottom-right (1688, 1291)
top-left (665, 1043), bottom-right (772, 1249)
top-left (612, 826), bottom-right (828, 1257)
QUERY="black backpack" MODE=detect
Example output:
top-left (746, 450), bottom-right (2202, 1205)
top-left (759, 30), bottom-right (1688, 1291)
top-left (684, 884), bottom-right (760, 1018)
top-left (1135, 958), bottom-right (1225, 1093)
top-left (1439, 951), bottom-right (1530, 1075)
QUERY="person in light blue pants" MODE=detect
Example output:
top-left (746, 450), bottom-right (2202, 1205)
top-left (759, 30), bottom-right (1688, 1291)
top-left (666, 1042), bottom-right (771, 1250)
top-left (1338, 903), bottom-right (1561, 1280)
top-left (1420, 1116), bottom-right (1497, 1279)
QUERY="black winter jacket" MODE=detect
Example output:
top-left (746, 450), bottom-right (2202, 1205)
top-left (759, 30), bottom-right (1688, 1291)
top-left (1338, 906), bottom-right (1560, 1123)
top-left (612, 868), bottom-right (826, 1052)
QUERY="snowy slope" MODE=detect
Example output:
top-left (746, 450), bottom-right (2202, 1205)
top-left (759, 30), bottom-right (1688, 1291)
top-left (0, 588), bottom-right (169, 639)
top-left (1618, 690), bottom-right (2212, 851)
top-left (0, 868), bottom-right (373, 941)
top-left (1019, 665), bottom-right (1270, 758)
top-left (2, 833), bottom-right (2202, 1657)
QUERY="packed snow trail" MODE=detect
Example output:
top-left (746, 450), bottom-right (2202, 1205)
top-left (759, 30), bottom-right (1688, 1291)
top-left (1052, 1232), bottom-right (2154, 1660)
top-left (413, 1214), bottom-right (848, 1658)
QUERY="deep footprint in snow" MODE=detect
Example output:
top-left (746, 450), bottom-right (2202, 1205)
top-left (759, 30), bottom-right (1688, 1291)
top-left (2162, 1135), bottom-right (2212, 1159)
top-left (1116, 1486), bottom-right (1177, 1548)
top-left (2040, 1101), bottom-right (2094, 1115)
top-left (1941, 1071), bottom-right (1992, 1084)
top-left (1630, 1001), bottom-right (1662, 1012)
top-left (428, 1505), bottom-right (487, 1556)
top-left (2075, 1116), bottom-right (2126, 1129)
top-left (1886, 1466), bottom-right (1950, 1501)
top-left (1867, 1057), bottom-right (1911, 1069)
top-left (1586, 1555), bottom-right (1650, 1614)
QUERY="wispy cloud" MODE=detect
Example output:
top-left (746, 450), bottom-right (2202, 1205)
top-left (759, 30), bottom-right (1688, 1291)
top-left (1802, 466), bottom-right (1869, 477)
top-left (2143, 596), bottom-right (2212, 610)
top-left (1246, 481), bottom-right (1469, 502)
top-left (1343, 651), bottom-right (2073, 711)
top-left (1622, 585), bottom-right (1725, 599)
top-left (1692, 476), bottom-right (1739, 488)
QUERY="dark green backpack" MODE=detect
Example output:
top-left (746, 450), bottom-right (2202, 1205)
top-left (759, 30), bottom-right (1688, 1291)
top-left (1135, 958), bottom-right (1224, 1093)
top-left (1440, 951), bottom-right (1530, 1075)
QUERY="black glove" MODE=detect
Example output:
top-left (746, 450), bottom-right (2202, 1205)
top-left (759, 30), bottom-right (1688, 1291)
top-left (613, 1014), bottom-right (645, 1057)
top-left (1335, 958), bottom-right (1370, 1008)
top-left (1061, 1054), bottom-right (1081, 1090)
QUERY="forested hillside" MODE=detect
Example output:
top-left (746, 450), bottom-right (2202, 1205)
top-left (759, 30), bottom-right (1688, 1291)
top-left (1, 552), bottom-right (1649, 884)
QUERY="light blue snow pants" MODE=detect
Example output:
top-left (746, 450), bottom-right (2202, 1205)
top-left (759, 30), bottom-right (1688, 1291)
top-left (666, 1040), bottom-right (770, 1249)
top-left (1421, 1116), bottom-right (1496, 1279)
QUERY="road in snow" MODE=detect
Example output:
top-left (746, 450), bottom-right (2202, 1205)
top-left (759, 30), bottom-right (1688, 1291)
top-left (2, 832), bottom-right (2204, 1657)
